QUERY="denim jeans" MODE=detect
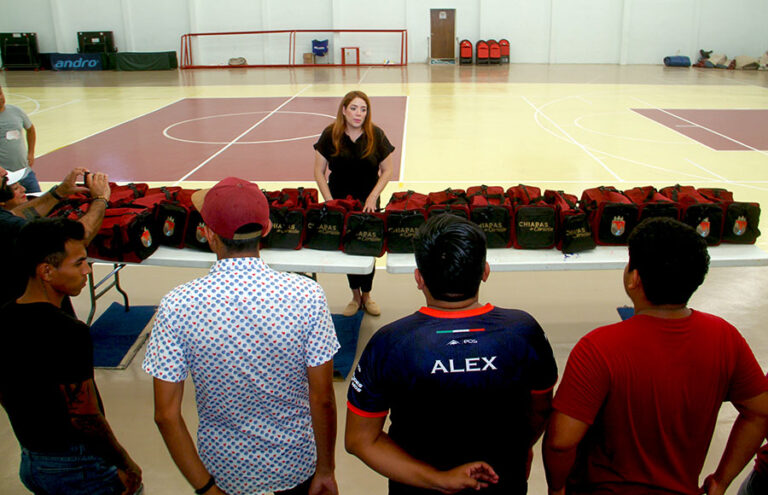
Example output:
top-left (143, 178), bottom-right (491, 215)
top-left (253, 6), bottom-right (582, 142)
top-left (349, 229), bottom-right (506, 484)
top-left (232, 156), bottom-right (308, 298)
top-left (19, 168), bottom-right (41, 193)
top-left (19, 444), bottom-right (128, 495)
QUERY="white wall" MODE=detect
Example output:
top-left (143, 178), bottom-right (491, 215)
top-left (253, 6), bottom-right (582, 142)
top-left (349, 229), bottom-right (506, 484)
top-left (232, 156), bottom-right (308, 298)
top-left (0, 0), bottom-right (765, 64)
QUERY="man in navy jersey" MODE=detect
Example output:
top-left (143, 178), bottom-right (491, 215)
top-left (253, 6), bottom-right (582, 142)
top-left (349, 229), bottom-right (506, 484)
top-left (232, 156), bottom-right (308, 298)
top-left (345, 214), bottom-right (558, 494)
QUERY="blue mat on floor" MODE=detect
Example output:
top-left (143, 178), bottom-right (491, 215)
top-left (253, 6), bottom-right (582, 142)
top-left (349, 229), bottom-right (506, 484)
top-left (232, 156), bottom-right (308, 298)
top-left (331, 310), bottom-right (364, 379)
top-left (90, 302), bottom-right (157, 369)
top-left (617, 306), bottom-right (635, 321)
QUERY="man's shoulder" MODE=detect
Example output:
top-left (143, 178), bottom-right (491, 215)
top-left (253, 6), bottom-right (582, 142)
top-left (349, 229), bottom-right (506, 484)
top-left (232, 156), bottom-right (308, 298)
top-left (2, 104), bottom-right (27, 119)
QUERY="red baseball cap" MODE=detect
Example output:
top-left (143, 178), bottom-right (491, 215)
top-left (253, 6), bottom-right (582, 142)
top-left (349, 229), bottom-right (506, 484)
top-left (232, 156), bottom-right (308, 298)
top-left (191, 177), bottom-right (270, 239)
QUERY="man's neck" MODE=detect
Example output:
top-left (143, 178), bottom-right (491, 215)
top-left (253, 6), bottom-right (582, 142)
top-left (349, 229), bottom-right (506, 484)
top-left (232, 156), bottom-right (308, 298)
top-left (634, 303), bottom-right (691, 319)
top-left (17, 280), bottom-right (63, 308)
top-left (425, 297), bottom-right (483, 312)
top-left (216, 250), bottom-right (261, 261)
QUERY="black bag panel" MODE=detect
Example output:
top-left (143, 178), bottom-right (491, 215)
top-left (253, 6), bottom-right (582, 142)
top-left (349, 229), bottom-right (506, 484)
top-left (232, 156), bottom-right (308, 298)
top-left (343, 214), bottom-right (386, 257)
top-left (722, 203), bottom-right (760, 244)
top-left (386, 210), bottom-right (426, 253)
top-left (305, 207), bottom-right (345, 251)
top-left (561, 213), bottom-right (596, 254)
top-left (681, 204), bottom-right (724, 246)
top-left (427, 205), bottom-right (469, 220)
top-left (514, 206), bottom-right (555, 249)
top-left (263, 208), bottom-right (305, 250)
top-left (184, 210), bottom-right (212, 252)
top-left (639, 203), bottom-right (680, 222)
top-left (470, 206), bottom-right (512, 249)
top-left (156, 203), bottom-right (190, 248)
top-left (594, 203), bottom-right (639, 245)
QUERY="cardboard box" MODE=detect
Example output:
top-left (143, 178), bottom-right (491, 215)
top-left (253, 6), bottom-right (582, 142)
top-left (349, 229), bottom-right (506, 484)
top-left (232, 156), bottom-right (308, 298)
top-left (303, 53), bottom-right (314, 64)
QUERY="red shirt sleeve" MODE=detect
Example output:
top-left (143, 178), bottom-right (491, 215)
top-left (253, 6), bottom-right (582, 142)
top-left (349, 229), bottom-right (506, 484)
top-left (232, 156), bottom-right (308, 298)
top-left (552, 337), bottom-right (610, 425)
top-left (726, 330), bottom-right (768, 403)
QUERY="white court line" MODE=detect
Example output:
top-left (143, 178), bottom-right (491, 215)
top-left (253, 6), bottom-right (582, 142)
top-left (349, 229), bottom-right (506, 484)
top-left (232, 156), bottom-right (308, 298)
top-left (38, 98), bottom-right (186, 156)
top-left (521, 95), bottom-right (623, 182)
top-left (631, 97), bottom-right (768, 158)
top-left (573, 112), bottom-right (687, 144)
top-left (684, 158), bottom-right (729, 181)
top-left (173, 86), bottom-right (312, 185)
top-left (358, 66), bottom-right (372, 85)
top-left (583, 146), bottom-right (714, 181)
top-left (398, 96), bottom-right (409, 183)
top-left (29, 99), bottom-right (82, 115)
top-left (7, 92), bottom-right (41, 114)
top-left (684, 158), bottom-right (768, 192)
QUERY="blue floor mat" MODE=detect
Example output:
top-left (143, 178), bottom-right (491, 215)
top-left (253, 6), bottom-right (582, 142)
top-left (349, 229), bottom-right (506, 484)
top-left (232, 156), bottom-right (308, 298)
top-left (331, 310), bottom-right (364, 379)
top-left (89, 302), bottom-right (157, 369)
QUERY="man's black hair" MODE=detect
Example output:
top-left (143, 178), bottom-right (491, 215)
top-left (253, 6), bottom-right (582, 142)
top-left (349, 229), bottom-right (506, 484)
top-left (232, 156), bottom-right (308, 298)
top-left (17, 218), bottom-right (85, 278)
top-left (218, 223), bottom-right (263, 253)
top-left (414, 214), bottom-right (487, 302)
top-left (628, 217), bottom-right (710, 305)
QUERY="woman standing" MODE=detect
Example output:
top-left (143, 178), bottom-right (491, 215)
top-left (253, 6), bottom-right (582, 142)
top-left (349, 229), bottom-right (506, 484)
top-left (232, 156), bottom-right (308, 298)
top-left (314, 90), bottom-right (394, 316)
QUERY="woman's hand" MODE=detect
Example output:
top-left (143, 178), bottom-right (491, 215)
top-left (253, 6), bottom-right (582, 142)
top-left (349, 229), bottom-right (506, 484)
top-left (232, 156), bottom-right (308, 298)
top-left (363, 196), bottom-right (378, 213)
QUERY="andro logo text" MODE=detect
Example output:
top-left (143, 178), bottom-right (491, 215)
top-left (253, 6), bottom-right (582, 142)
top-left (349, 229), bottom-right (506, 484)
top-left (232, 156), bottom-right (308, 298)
top-left (53, 58), bottom-right (100, 69)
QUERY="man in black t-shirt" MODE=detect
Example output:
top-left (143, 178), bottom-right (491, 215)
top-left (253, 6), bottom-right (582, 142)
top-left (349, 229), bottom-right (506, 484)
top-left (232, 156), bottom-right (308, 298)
top-left (345, 215), bottom-right (558, 494)
top-left (0, 218), bottom-right (142, 495)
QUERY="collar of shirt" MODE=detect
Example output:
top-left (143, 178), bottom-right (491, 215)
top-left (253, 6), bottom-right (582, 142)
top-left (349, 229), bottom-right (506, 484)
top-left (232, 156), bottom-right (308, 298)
top-left (209, 256), bottom-right (267, 275)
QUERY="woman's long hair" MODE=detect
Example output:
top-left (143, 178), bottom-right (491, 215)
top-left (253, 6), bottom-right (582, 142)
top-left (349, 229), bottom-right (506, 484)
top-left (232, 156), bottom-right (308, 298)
top-left (330, 90), bottom-right (375, 158)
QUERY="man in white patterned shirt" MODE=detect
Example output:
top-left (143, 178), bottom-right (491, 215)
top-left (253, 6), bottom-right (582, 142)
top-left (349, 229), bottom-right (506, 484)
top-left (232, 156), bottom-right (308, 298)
top-left (143, 177), bottom-right (340, 495)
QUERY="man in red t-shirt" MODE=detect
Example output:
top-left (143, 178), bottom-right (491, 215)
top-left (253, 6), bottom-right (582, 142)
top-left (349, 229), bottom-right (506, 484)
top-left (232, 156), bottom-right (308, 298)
top-left (543, 217), bottom-right (768, 495)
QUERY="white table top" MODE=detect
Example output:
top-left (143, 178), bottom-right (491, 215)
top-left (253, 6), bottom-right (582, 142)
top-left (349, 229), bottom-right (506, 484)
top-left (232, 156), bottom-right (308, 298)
top-left (96, 245), bottom-right (375, 274)
top-left (386, 244), bottom-right (768, 274)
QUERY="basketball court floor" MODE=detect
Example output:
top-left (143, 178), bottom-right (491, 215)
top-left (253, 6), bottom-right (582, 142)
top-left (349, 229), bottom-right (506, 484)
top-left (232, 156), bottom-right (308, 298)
top-left (1, 64), bottom-right (768, 494)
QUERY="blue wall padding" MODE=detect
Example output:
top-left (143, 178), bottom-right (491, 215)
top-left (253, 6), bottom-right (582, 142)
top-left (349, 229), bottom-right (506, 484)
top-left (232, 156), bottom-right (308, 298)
top-left (664, 56), bottom-right (691, 67)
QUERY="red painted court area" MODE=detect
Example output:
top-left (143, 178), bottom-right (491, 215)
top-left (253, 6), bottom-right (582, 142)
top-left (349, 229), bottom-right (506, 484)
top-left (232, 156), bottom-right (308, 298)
top-left (632, 108), bottom-right (768, 151)
top-left (35, 96), bottom-right (407, 183)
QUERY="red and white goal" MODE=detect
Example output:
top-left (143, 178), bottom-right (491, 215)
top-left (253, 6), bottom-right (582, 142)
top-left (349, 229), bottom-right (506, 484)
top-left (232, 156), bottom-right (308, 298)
top-left (180, 29), bottom-right (408, 68)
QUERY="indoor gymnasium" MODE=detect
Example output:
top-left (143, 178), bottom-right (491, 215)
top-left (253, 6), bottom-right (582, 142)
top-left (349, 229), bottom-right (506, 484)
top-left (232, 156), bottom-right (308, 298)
top-left (1, 1), bottom-right (768, 494)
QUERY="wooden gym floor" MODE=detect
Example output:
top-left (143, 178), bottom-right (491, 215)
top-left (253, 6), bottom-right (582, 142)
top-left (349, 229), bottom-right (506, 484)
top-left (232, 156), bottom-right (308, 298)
top-left (1, 64), bottom-right (767, 494)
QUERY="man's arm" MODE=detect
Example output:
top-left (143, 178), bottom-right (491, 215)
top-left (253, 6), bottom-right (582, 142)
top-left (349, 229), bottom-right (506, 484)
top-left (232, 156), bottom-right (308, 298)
top-left (526, 389), bottom-right (554, 479)
top-left (25, 124), bottom-right (36, 167)
top-left (60, 378), bottom-right (141, 493)
top-left (543, 411), bottom-right (590, 495)
top-left (78, 171), bottom-right (110, 243)
top-left (345, 409), bottom-right (498, 493)
top-left (153, 378), bottom-right (227, 495)
top-left (307, 360), bottom-right (338, 495)
top-left (701, 391), bottom-right (768, 495)
top-left (11, 167), bottom-right (89, 220)
top-left (530, 389), bottom-right (554, 446)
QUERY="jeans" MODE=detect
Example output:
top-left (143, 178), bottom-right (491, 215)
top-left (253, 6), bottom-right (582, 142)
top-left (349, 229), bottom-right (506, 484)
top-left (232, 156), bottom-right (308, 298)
top-left (738, 469), bottom-right (768, 495)
top-left (19, 168), bottom-right (41, 193)
top-left (20, 444), bottom-right (128, 495)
